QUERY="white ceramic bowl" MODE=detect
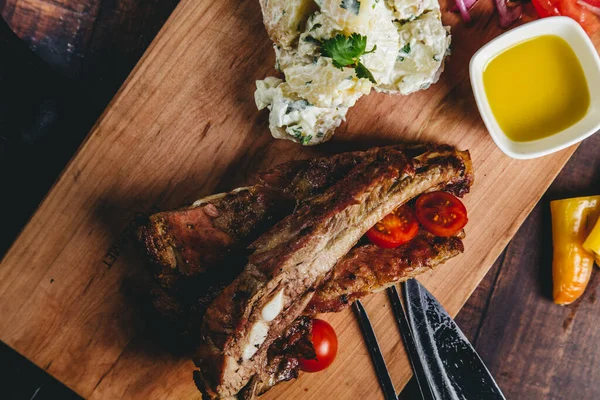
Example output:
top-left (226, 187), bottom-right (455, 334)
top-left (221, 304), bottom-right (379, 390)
top-left (470, 17), bottom-right (600, 160)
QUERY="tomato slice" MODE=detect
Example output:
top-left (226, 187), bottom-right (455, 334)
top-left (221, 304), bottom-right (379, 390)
top-left (299, 319), bottom-right (338, 373)
top-left (415, 192), bottom-right (468, 237)
top-left (532, 0), bottom-right (600, 34)
top-left (558, 0), bottom-right (600, 34)
top-left (366, 204), bottom-right (419, 249)
top-left (531, 0), bottom-right (561, 17)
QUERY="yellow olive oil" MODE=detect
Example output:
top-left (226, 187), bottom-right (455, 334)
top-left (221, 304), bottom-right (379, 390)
top-left (483, 35), bottom-right (590, 142)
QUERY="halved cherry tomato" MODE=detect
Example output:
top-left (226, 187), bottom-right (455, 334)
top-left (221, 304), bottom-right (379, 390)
top-left (366, 204), bottom-right (419, 249)
top-left (559, 0), bottom-right (599, 33)
top-left (299, 319), bottom-right (338, 373)
top-left (532, 0), bottom-right (600, 34)
top-left (415, 192), bottom-right (468, 237)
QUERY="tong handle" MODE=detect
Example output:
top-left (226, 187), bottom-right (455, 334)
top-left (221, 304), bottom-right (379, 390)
top-left (353, 301), bottom-right (398, 400)
top-left (388, 285), bottom-right (436, 400)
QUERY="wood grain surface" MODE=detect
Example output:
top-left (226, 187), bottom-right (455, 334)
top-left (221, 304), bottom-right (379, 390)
top-left (0, 0), bottom-right (179, 258)
top-left (1, 1), bottom-right (599, 399)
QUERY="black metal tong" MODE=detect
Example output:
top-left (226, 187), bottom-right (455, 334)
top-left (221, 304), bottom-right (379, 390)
top-left (353, 279), bottom-right (506, 400)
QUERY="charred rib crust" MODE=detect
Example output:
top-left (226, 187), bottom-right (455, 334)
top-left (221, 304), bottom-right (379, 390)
top-left (306, 231), bottom-right (464, 314)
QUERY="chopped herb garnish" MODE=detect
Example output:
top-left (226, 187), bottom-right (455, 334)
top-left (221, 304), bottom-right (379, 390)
top-left (433, 54), bottom-right (441, 62)
top-left (320, 33), bottom-right (377, 83)
top-left (310, 23), bottom-right (323, 31)
top-left (397, 43), bottom-right (411, 62)
top-left (340, 0), bottom-right (361, 15)
top-left (303, 35), bottom-right (322, 45)
top-left (301, 135), bottom-right (313, 145)
top-left (305, 80), bottom-right (313, 85)
top-left (372, 0), bottom-right (380, 8)
top-left (398, 15), bottom-right (417, 24)
top-left (355, 62), bottom-right (376, 83)
top-left (285, 100), bottom-right (311, 115)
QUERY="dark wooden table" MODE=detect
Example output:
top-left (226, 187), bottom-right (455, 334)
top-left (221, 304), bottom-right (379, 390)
top-left (1, 1), bottom-right (599, 399)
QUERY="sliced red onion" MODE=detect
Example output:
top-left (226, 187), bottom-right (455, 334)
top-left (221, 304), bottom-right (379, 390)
top-left (493, 0), bottom-right (522, 28)
top-left (451, 0), bottom-right (478, 12)
top-left (454, 0), bottom-right (472, 22)
top-left (578, 0), bottom-right (600, 16)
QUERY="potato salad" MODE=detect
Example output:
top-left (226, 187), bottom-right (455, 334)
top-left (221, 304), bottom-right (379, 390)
top-left (255, 0), bottom-right (451, 145)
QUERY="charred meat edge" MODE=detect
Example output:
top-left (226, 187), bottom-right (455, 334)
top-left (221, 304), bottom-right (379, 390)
top-left (306, 229), bottom-right (465, 314)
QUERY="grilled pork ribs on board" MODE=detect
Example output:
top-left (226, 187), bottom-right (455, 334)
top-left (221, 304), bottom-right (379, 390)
top-left (136, 144), bottom-right (473, 399)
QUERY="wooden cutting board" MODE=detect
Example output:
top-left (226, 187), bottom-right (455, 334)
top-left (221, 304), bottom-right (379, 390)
top-left (1, 0), bottom-right (599, 398)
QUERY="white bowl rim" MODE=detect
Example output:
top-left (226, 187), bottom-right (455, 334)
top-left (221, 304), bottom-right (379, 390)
top-left (469, 16), bottom-right (600, 160)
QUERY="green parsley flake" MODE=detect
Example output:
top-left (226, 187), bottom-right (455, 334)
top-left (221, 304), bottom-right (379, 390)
top-left (398, 15), bottom-right (418, 25)
top-left (340, 0), bottom-right (361, 15)
top-left (355, 62), bottom-right (376, 83)
top-left (397, 43), bottom-right (411, 62)
top-left (320, 33), bottom-right (377, 83)
top-left (303, 35), bottom-right (321, 45)
top-left (302, 135), bottom-right (313, 145)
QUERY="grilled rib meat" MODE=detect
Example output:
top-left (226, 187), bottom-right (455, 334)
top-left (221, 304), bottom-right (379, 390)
top-left (137, 144), bottom-right (471, 285)
top-left (196, 149), bottom-right (413, 398)
top-left (137, 147), bottom-right (384, 336)
top-left (242, 230), bottom-right (464, 398)
top-left (135, 144), bottom-right (473, 399)
top-left (194, 146), bottom-right (473, 399)
top-left (137, 187), bottom-right (294, 283)
top-left (137, 144), bottom-right (471, 330)
top-left (306, 230), bottom-right (464, 314)
top-left (240, 316), bottom-right (315, 399)
top-left (137, 146), bottom-right (381, 328)
top-left (137, 147), bottom-right (377, 281)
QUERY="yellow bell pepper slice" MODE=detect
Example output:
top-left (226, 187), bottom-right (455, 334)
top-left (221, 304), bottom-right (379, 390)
top-left (550, 195), bottom-right (600, 305)
top-left (583, 217), bottom-right (600, 266)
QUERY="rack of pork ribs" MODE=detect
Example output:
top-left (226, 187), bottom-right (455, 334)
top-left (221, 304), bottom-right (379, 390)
top-left (136, 143), bottom-right (473, 399)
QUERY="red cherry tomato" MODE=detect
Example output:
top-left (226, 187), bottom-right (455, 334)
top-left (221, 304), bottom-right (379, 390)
top-left (366, 205), bottom-right (419, 249)
top-left (299, 319), bottom-right (338, 373)
top-left (415, 192), bottom-right (468, 237)
top-left (532, 0), bottom-right (600, 34)
top-left (531, 0), bottom-right (561, 17)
